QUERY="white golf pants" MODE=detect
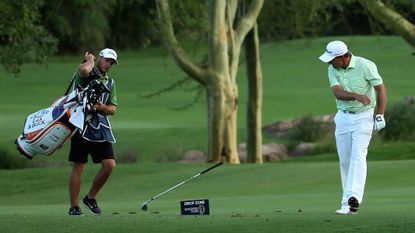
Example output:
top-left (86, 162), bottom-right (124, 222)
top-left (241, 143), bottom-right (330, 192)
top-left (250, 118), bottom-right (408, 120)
top-left (334, 109), bottom-right (374, 208)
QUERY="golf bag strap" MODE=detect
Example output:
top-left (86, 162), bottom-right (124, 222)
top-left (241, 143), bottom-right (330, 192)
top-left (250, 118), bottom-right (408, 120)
top-left (65, 58), bottom-right (101, 95)
top-left (64, 78), bottom-right (75, 95)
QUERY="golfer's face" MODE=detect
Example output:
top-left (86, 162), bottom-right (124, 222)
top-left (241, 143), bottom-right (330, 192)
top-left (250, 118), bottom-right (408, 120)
top-left (329, 55), bottom-right (348, 69)
top-left (329, 56), bottom-right (343, 69)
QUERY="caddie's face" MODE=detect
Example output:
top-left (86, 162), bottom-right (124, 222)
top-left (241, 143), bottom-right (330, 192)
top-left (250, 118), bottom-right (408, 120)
top-left (97, 57), bottom-right (116, 74)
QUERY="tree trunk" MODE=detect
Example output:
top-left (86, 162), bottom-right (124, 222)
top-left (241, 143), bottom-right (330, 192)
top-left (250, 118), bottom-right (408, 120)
top-left (206, 79), bottom-right (239, 163)
top-left (360, 0), bottom-right (415, 49)
top-left (156, 0), bottom-right (263, 164)
top-left (244, 23), bottom-right (263, 164)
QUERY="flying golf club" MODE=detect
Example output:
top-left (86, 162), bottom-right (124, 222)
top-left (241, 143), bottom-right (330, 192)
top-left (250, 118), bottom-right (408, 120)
top-left (141, 162), bottom-right (223, 211)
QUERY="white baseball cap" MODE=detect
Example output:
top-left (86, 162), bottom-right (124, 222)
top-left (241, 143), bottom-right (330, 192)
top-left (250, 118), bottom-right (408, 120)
top-left (99, 48), bottom-right (118, 64)
top-left (318, 40), bottom-right (348, 63)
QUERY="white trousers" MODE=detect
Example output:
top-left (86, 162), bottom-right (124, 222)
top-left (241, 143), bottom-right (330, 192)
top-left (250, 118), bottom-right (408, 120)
top-left (334, 109), bottom-right (374, 208)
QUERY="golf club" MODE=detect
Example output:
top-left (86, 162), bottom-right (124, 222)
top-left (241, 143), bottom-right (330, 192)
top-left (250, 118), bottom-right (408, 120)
top-left (141, 162), bottom-right (223, 211)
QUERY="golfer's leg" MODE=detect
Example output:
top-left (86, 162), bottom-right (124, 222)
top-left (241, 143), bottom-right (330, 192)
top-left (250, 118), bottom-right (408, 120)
top-left (335, 131), bottom-right (352, 207)
top-left (346, 129), bottom-right (372, 204)
top-left (87, 159), bottom-right (116, 199)
top-left (69, 163), bottom-right (84, 207)
top-left (334, 112), bottom-right (352, 207)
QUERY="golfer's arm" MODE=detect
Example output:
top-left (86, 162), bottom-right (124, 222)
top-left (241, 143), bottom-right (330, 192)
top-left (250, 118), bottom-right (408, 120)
top-left (331, 85), bottom-right (360, 101)
top-left (374, 84), bottom-right (387, 115)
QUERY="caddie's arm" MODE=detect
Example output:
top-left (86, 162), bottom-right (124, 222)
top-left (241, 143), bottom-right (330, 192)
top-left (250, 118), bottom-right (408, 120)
top-left (78, 52), bottom-right (96, 78)
top-left (374, 84), bottom-right (387, 115)
top-left (93, 103), bottom-right (116, 116)
top-left (331, 85), bottom-right (371, 106)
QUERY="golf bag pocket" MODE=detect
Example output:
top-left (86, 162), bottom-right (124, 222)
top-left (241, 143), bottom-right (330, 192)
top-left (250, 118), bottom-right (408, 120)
top-left (16, 98), bottom-right (78, 159)
top-left (16, 121), bottom-right (77, 159)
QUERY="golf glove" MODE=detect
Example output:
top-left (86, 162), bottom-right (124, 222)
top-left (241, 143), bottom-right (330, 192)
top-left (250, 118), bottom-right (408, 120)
top-left (374, 114), bottom-right (386, 131)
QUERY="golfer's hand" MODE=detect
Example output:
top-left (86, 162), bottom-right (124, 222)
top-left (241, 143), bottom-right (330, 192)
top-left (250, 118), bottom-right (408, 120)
top-left (355, 94), bottom-right (371, 106)
top-left (374, 114), bottom-right (386, 131)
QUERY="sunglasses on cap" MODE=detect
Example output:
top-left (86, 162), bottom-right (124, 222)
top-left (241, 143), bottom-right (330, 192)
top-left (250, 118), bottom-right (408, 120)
top-left (104, 58), bottom-right (116, 65)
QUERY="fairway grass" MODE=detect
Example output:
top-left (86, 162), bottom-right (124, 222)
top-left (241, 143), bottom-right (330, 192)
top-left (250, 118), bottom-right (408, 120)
top-left (0, 160), bottom-right (414, 233)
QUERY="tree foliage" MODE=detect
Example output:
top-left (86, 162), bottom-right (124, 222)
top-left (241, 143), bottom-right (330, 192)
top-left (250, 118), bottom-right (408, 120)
top-left (38, 0), bottom-right (415, 53)
top-left (108, 0), bottom-right (158, 49)
top-left (40, 0), bottom-right (117, 53)
top-left (360, 0), bottom-right (415, 49)
top-left (0, 0), bottom-right (57, 75)
top-left (258, 0), bottom-right (415, 42)
top-left (3, 0), bottom-right (415, 75)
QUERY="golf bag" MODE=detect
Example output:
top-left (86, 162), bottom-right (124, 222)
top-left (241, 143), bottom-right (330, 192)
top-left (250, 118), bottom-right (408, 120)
top-left (15, 80), bottom-right (110, 159)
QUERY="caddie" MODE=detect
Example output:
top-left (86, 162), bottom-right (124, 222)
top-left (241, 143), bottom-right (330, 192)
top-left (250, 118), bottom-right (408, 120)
top-left (319, 40), bottom-right (387, 215)
top-left (68, 48), bottom-right (119, 216)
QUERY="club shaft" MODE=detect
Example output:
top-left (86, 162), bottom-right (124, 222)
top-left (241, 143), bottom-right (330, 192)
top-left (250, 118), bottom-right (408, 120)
top-left (149, 174), bottom-right (199, 201)
top-left (142, 162), bottom-right (223, 206)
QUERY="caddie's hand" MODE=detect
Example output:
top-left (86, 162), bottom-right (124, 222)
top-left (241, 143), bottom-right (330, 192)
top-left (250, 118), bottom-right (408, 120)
top-left (84, 52), bottom-right (96, 62)
top-left (374, 114), bottom-right (386, 131)
top-left (94, 102), bottom-right (104, 112)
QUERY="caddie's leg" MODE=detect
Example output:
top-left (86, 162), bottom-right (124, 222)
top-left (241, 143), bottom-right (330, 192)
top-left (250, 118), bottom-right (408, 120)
top-left (69, 163), bottom-right (85, 207)
top-left (87, 159), bottom-right (116, 199)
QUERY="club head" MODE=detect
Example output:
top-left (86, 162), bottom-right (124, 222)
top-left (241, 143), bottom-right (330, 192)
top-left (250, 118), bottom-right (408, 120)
top-left (141, 203), bottom-right (148, 211)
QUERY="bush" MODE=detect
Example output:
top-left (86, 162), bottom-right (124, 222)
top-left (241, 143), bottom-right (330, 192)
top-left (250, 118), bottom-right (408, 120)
top-left (381, 102), bottom-right (415, 141)
top-left (288, 115), bottom-right (331, 142)
top-left (155, 148), bottom-right (184, 162)
top-left (284, 115), bottom-right (336, 156)
top-left (309, 137), bottom-right (337, 155)
top-left (0, 149), bottom-right (28, 169)
top-left (117, 150), bottom-right (138, 164)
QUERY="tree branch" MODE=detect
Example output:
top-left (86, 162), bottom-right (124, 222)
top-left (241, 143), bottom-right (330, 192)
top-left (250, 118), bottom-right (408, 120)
top-left (360, 0), bottom-right (415, 49)
top-left (156, 0), bottom-right (207, 85)
top-left (235, 0), bottom-right (264, 46)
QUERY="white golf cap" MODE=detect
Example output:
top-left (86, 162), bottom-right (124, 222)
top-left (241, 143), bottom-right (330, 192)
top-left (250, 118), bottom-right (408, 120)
top-left (99, 48), bottom-right (118, 64)
top-left (318, 40), bottom-right (348, 63)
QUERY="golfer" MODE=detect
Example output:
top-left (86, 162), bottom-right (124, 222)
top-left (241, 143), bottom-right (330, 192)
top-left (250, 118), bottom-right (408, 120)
top-left (68, 48), bottom-right (119, 215)
top-left (319, 40), bottom-right (387, 215)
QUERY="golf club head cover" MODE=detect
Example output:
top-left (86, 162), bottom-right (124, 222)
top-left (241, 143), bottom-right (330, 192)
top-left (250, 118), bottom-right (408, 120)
top-left (374, 114), bottom-right (386, 131)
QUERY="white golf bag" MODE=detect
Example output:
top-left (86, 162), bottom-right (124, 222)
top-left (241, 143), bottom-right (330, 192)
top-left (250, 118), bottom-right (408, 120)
top-left (16, 80), bottom-right (110, 159)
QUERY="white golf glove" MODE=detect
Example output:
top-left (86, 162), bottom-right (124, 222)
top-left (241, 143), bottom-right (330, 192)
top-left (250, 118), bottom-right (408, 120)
top-left (374, 114), bottom-right (386, 131)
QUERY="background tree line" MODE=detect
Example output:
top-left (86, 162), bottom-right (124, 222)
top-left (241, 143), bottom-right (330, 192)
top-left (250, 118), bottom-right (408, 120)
top-left (1, 0), bottom-right (414, 75)
top-left (44, 0), bottom-right (415, 52)
top-left (12, 0), bottom-right (415, 53)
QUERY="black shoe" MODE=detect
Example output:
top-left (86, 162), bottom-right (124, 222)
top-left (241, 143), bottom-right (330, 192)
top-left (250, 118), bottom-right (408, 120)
top-left (82, 195), bottom-right (102, 215)
top-left (68, 206), bottom-right (83, 215)
top-left (348, 197), bottom-right (359, 213)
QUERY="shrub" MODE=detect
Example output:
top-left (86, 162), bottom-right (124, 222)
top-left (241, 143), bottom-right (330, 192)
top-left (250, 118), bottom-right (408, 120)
top-left (155, 148), bottom-right (184, 162)
top-left (117, 150), bottom-right (138, 164)
top-left (288, 115), bottom-right (331, 142)
top-left (0, 149), bottom-right (28, 169)
top-left (284, 115), bottom-right (336, 156)
top-left (381, 102), bottom-right (415, 141)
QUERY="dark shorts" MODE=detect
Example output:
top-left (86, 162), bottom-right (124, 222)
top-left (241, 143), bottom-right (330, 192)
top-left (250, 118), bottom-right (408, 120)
top-left (69, 134), bottom-right (115, 164)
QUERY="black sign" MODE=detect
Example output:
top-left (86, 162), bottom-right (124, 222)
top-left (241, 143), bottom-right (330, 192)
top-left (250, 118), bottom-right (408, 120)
top-left (180, 199), bottom-right (210, 215)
